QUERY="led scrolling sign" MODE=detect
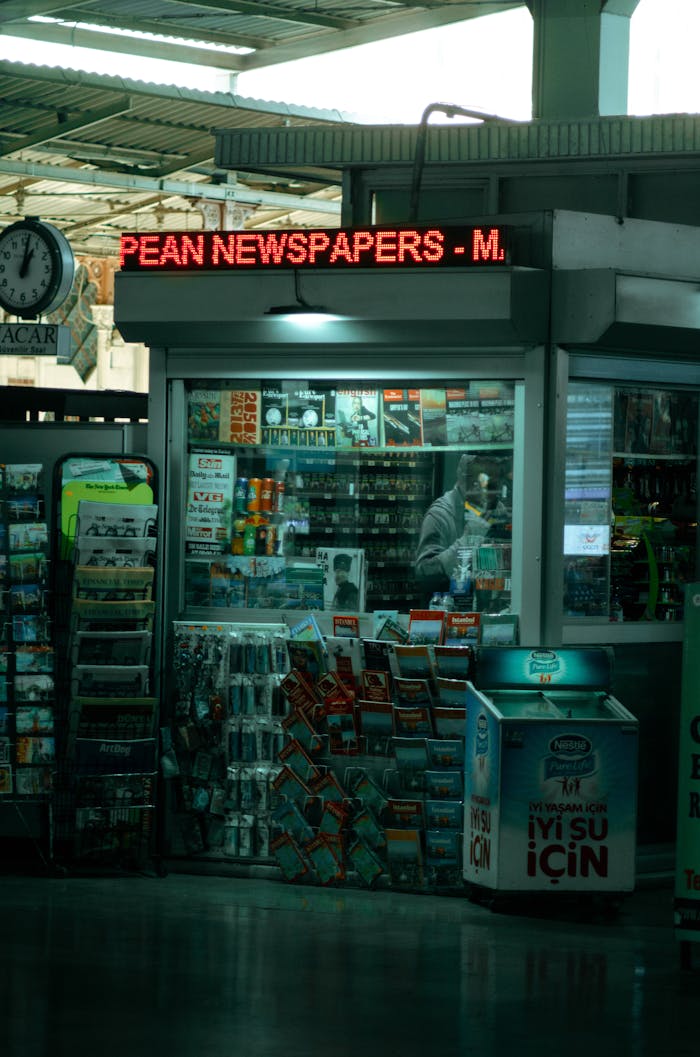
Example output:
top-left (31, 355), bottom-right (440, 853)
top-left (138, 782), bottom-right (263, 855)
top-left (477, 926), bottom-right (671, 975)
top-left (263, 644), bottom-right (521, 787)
top-left (119, 225), bottom-right (509, 272)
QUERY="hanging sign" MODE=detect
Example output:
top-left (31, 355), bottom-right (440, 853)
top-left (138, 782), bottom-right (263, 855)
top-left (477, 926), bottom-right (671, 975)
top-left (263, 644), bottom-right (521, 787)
top-left (119, 225), bottom-right (510, 272)
top-left (0, 322), bottom-right (71, 359)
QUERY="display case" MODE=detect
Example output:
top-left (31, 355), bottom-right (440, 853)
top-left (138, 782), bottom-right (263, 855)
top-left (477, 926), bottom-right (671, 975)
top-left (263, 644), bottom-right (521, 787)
top-left (563, 382), bottom-right (699, 624)
top-left (182, 379), bottom-right (518, 619)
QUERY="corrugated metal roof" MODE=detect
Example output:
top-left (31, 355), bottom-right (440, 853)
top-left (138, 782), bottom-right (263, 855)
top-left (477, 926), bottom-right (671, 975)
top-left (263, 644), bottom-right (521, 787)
top-left (0, 58), bottom-right (350, 251)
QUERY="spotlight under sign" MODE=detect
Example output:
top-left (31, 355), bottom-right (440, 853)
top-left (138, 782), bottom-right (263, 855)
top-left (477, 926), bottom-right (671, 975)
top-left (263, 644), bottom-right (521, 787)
top-left (119, 225), bottom-right (510, 272)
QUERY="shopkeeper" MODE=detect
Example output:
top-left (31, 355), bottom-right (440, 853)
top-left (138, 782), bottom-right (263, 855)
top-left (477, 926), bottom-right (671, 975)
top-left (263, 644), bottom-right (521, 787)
top-left (414, 453), bottom-right (507, 601)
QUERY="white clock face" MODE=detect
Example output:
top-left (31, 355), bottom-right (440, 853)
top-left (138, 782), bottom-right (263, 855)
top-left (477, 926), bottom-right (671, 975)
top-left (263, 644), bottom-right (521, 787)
top-left (0, 227), bottom-right (55, 312)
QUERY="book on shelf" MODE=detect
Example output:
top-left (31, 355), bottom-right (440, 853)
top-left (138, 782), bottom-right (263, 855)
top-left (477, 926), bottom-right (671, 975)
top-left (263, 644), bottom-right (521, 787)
top-left (425, 799), bottom-right (463, 830)
top-left (281, 709), bottom-right (323, 756)
top-left (361, 638), bottom-right (394, 674)
top-left (408, 609), bottom-right (445, 645)
top-left (375, 615), bottom-right (410, 643)
top-left (393, 643), bottom-right (434, 680)
top-left (280, 670), bottom-right (318, 713)
top-left (444, 611), bottom-right (480, 645)
top-left (433, 644), bottom-right (473, 679)
top-left (286, 638), bottom-right (328, 683)
top-left (348, 838), bottom-right (385, 887)
top-left (425, 770), bottom-right (464, 799)
top-left (289, 612), bottom-right (325, 641)
top-left (324, 635), bottom-right (362, 695)
top-left (358, 699), bottom-right (394, 751)
top-left (432, 705), bottom-right (467, 739)
top-left (393, 677), bottom-right (433, 707)
top-left (479, 612), bottom-right (519, 645)
top-left (316, 669), bottom-right (353, 705)
top-left (427, 738), bottom-right (465, 769)
top-left (425, 828), bottom-right (461, 866)
top-left (360, 669), bottom-right (392, 702)
top-left (392, 737), bottom-right (429, 793)
top-left (278, 738), bottom-right (322, 785)
top-left (332, 614), bottom-right (359, 638)
top-left (305, 833), bottom-right (345, 884)
top-left (435, 678), bottom-right (469, 708)
top-left (393, 704), bottom-right (433, 738)
top-left (270, 832), bottom-right (310, 882)
top-left (324, 697), bottom-right (359, 756)
top-left (385, 799), bottom-right (424, 829)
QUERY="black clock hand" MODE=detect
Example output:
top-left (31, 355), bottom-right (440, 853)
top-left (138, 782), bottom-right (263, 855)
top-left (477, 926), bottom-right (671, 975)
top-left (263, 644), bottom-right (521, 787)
top-left (19, 235), bottom-right (34, 279)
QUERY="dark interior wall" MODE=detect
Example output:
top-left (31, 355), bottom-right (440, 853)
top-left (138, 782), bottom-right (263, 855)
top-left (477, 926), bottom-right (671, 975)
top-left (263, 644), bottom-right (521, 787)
top-left (369, 166), bottom-right (700, 228)
top-left (611, 642), bottom-right (682, 846)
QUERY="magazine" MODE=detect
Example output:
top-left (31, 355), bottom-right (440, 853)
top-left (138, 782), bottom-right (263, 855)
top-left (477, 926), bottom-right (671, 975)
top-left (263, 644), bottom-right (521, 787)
top-left (324, 635), bottom-right (362, 695)
top-left (335, 388), bottom-right (380, 447)
top-left (381, 388), bottom-right (422, 446)
top-left (218, 389), bottom-right (262, 445)
top-left (393, 704), bottom-right (433, 738)
top-left (419, 389), bottom-right (447, 447)
top-left (185, 451), bottom-right (235, 551)
top-left (408, 609), bottom-right (445, 645)
top-left (316, 547), bottom-right (365, 612)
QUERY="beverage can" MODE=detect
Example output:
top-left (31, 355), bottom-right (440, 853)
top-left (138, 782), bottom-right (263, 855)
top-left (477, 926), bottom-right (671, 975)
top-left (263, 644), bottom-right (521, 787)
top-left (247, 477), bottom-right (261, 511)
top-left (275, 479), bottom-right (285, 512)
top-left (234, 477), bottom-right (248, 514)
top-left (261, 478), bottom-right (274, 511)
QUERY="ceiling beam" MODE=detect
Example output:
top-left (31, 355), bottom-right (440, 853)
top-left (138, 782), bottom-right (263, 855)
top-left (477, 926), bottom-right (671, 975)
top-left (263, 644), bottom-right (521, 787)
top-left (0, 96), bottom-right (132, 157)
top-left (236, 1), bottom-right (523, 70)
top-left (0, 1), bottom-right (93, 24)
top-left (0, 21), bottom-right (248, 70)
top-left (0, 155), bottom-right (342, 213)
top-left (164, 0), bottom-right (360, 32)
top-left (43, 8), bottom-right (270, 52)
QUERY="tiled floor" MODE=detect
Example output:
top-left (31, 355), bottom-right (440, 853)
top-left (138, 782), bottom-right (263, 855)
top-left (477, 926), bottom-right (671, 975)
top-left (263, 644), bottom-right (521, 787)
top-left (2, 870), bottom-right (698, 1057)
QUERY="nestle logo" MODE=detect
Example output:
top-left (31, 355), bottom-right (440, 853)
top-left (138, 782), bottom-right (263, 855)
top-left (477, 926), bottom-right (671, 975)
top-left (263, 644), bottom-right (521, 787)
top-left (550, 734), bottom-right (591, 757)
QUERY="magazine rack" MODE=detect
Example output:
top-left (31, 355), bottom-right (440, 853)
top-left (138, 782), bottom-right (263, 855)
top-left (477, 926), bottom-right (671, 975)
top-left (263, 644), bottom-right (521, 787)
top-left (0, 461), bottom-right (57, 870)
top-left (52, 453), bottom-right (160, 871)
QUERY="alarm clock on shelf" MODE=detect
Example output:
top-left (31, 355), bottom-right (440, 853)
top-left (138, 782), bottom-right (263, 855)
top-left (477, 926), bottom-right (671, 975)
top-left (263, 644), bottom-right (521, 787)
top-left (0, 217), bottom-right (75, 319)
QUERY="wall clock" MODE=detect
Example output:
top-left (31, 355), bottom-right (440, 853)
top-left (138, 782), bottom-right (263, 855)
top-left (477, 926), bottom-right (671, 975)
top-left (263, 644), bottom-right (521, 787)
top-left (0, 218), bottom-right (75, 319)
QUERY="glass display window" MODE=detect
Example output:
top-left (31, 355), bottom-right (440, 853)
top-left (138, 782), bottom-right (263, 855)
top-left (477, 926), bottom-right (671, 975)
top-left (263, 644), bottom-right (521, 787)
top-left (564, 381), bottom-right (699, 623)
top-left (181, 379), bottom-right (519, 618)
